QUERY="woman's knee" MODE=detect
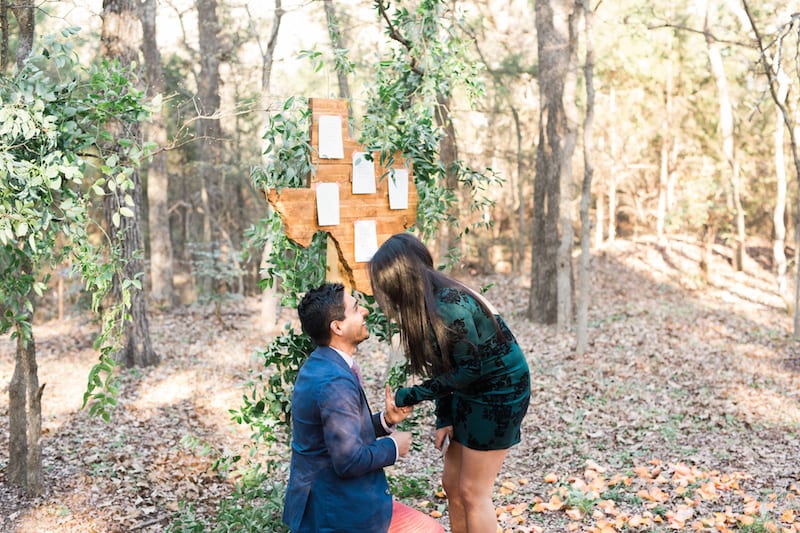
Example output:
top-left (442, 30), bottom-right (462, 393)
top-left (441, 472), bottom-right (461, 500)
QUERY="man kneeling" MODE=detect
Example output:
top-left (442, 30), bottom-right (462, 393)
top-left (283, 283), bottom-right (444, 533)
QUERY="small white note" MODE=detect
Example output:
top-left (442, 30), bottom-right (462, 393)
top-left (318, 115), bottom-right (344, 159)
top-left (352, 152), bottom-right (376, 194)
top-left (316, 183), bottom-right (340, 226)
top-left (354, 220), bottom-right (378, 262)
top-left (388, 168), bottom-right (409, 210)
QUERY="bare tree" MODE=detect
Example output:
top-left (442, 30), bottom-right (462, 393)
top-left (245, 1), bottom-right (284, 331)
top-left (323, 0), bottom-right (351, 101)
top-left (140, 0), bottom-right (175, 308)
top-left (773, 67), bottom-right (790, 302)
top-left (703, 0), bottom-right (746, 271)
top-left (1, 0), bottom-right (9, 71)
top-left (195, 0), bottom-right (224, 297)
top-left (657, 24), bottom-right (674, 245)
top-left (435, 94), bottom-right (461, 265)
top-left (529, 0), bottom-right (578, 325)
top-left (101, 0), bottom-right (158, 367)
top-left (576, 0), bottom-right (595, 356)
top-left (10, 0), bottom-right (33, 69)
top-left (5, 0), bottom-right (40, 496)
top-left (743, 3), bottom-right (800, 335)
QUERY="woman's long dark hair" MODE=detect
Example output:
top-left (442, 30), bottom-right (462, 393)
top-left (369, 233), bottom-right (503, 377)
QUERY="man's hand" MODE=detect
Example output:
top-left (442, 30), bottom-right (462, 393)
top-left (384, 385), bottom-right (412, 425)
top-left (393, 431), bottom-right (412, 457)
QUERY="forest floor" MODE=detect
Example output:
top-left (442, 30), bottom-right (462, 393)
top-left (1, 236), bottom-right (800, 533)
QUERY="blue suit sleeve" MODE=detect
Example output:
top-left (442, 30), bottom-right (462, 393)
top-left (319, 376), bottom-right (397, 479)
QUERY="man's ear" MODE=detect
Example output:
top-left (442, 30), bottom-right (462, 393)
top-left (329, 320), bottom-right (342, 337)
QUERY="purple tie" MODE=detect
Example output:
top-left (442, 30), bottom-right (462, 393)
top-left (351, 360), bottom-right (364, 386)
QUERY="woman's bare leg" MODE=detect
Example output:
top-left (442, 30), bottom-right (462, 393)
top-left (442, 441), bottom-right (467, 533)
top-left (458, 445), bottom-right (508, 533)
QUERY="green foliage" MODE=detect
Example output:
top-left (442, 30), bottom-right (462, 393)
top-left (231, 326), bottom-right (314, 444)
top-left (0, 29), bottom-right (152, 420)
top-left (361, 0), bottom-right (494, 244)
top-left (168, 471), bottom-right (289, 533)
top-left (564, 486), bottom-right (598, 516)
top-left (189, 241), bottom-right (244, 306)
top-left (251, 96), bottom-right (313, 192)
top-left (387, 473), bottom-right (433, 500)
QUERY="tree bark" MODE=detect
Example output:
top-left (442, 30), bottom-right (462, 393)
top-left (1, 0), bottom-right (9, 72)
top-left (608, 87), bottom-right (618, 243)
top-left (250, 1), bottom-right (284, 331)
top-left (140, 0), bottom-right (175, 308)
top-left (7, 3), bottom-right (41, 495)
top-left (774, 68), bottom-right (789, 302)
top-left (435, 94), bottom-right (460, 265)
top-left (594, 191), bottom-right (604, 249)
top-left (576, 0), bottom-right (594, 356)
top-left (101, 0), bottom-right (159, 367)
top-left (704, 0), bottom-right (745, 271)
top-left (657, 37), bottom-right (673, 245)
top-left (556, 2), bottom-right (579, 330)
top-left (195, 0), bottom-right (224, 297)
top-left (510, 104), bottom-right (525, 274)
top-left (323, 0), bottom-right (351, 102)
top-left (10, 1), bottom-right (34, 70)
top-left (8, 301), bottom-right (42, 495)
top-left (529, 0), bottom-right (575, 324)
top-left (742, 1), bottom-right (800, 334)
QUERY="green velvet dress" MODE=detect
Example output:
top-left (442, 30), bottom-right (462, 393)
top-left (395, 287), bottom-right (531, 451)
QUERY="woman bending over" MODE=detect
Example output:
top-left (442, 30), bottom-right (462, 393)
top-left (369, 233), bottom-right (531, 533)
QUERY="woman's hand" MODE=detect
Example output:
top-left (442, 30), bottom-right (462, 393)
top-left (435, 426), bottom-right (453, 451)
top-left (384, 385), bottom-right (413, 426)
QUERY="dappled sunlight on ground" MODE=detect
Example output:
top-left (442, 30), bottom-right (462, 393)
top-left (728, 383), bottom-right (800, 426)
top-left (133, 370), bottom-right (198, 410)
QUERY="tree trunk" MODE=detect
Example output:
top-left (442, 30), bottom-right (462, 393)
top-left (704, 0), bottom-right (745, 271)
top-left (657, 49), bottom-right (672, 245)
top-left (595, 191), bottom-right (604, 249)
top-left (1, 0), bottom-right (9, 72)
top-left (529, 0), bottom-right (574, 324)
top-left (253, 1), bottom-right (284, 331)
top-left (436, 94), bottom-right (460, 265)
top-left (556, 2), bottom-right (579, 330)
top-left (6, 3), bottom-right (40, 495)
top-left (608, 87), bottom-right (618, 244)
top-left (742, 1), bottom-right (800, 335)
top-left (9, 317), bottom-right (43, 494)
top-left (774, 68), bottom-right (789, 303)
top-left (101, 0), bottom-right (158, 368)
top-left (510, 105), bottom-right (525, 274)
top-left (700, 223), bottom-right (716, 282)
top-left (196, 0), bottom-right (224, 297)
top-left (323, 0), bottom-right (351, 102)
top-left (8, 297), bottom-right (43, 495)
top-left (576, 0), bottom-right (594, 356)
top-left (10, 2), bottom-right (34, 70)
top-left (8, 260), bottom-right (43, 495)
top-left (261, 0), bottom-right (282, 94)
top-left (140, 0), bottom-right (175, 308)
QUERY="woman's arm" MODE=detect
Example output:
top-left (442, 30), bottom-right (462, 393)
top-left (395, 296), bottom-right (484, 407)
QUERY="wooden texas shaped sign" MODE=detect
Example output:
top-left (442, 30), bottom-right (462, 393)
top-left (266, 98), bottom-right (418, 295)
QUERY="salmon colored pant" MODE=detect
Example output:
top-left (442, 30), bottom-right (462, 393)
top-left (388, 501), bottom-right (445, 533)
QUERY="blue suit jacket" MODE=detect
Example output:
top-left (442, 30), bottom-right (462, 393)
top-left (283, 346), bottom-right (397, 533)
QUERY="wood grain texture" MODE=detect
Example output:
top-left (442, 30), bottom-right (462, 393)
top-left (266, 98), bottom-right (417, 294)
